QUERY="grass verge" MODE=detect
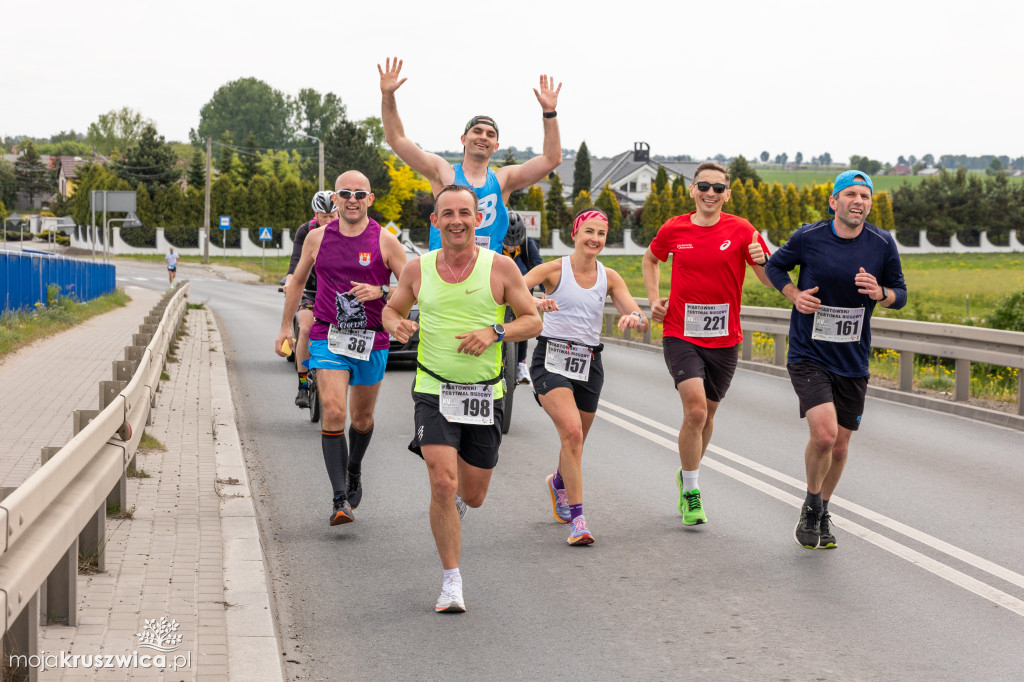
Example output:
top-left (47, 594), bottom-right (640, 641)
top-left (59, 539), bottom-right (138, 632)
top-left (0, 288), bottom-right (130, 359)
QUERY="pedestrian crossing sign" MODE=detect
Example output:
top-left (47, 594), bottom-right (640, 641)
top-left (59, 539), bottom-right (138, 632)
top-left (259, 228), bottom-right (273, 241)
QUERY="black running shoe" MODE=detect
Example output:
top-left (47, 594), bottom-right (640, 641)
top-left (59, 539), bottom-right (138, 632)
top-left (818, 510), bottom-right (837, 549)
top-left (330, 494), bottom-right (354, 526)
top-left (794, 505), bottom-right (820, 549)
top-left (347, 472), bottom-right (362, 509)
top-left (295, 387), bottom-right (310, 408)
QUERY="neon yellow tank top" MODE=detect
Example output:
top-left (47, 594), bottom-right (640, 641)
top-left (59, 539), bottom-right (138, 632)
top-left (414, 248), bottom-right (506, 398)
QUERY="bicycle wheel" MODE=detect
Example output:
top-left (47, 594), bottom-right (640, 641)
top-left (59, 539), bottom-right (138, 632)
top-left (309, 370), bottom-right (321, 423)
top-left (501, 339), bottom-right (517, 434)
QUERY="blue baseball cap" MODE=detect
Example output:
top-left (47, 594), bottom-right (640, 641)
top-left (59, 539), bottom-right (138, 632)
top-left (829, 170), bottom-right (873, 214)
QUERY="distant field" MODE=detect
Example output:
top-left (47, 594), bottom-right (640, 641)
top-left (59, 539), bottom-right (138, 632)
top-left (754, 168), bottom-right (1022, 192)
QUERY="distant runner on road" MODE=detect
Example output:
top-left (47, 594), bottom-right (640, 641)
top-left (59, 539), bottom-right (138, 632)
top-left (165, 247), bottom-right (179, 284)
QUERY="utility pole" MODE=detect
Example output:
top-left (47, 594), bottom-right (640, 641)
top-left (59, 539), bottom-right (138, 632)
top-left (318, 137), bottom-right (325, 192)
top-left (204, 136), bottom-right (211, 264)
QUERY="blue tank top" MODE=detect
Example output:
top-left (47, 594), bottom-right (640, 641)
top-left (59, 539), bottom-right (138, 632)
top-left (310, 218), bottom-right (392, 351)
top-left (428, 164), bottom-right (508, 253)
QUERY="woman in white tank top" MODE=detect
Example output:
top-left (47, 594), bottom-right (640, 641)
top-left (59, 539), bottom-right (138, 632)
top-left (523, 208), bottom-right (649, 546)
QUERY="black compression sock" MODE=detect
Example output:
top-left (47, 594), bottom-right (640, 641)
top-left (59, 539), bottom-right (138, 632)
top-left (321, 430), bottom-right (349, 497)
top-left (822, 498), bottom-right (830, 513)
top-left (804, 490), bottom-right (823, 512)
top-left (348, 424), bottom-right (374, 476)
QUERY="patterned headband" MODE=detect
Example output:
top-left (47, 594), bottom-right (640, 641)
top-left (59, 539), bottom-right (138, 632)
top-left (572, 210), bottom-right (608, 237)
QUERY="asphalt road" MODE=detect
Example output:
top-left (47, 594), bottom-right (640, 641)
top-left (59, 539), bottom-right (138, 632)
top-left (116, 260), bottom-right (1024, 681)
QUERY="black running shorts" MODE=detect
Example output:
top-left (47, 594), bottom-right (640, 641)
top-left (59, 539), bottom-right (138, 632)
top-left (529, 342), bottom-right (605, 413)
top-left (787, 361), bottom-right (868, 431)
top-left (662, 336), bottom-right (739, 402)
top-left (408, 392), bottom-right (504, 469)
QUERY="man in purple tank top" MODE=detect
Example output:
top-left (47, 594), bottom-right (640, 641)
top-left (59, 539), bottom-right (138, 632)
top-left (276, 170), bottom-right (408, 526)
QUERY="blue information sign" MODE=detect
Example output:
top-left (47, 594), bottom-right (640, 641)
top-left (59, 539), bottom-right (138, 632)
top-left (219, 216), bottom-right (231, 230)
top-left (259, 228), bottom-right (273, 241)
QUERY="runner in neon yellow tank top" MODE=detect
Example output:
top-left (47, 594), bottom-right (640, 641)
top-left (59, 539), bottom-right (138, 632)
top-left (383, 185), bottom-right (542, 614)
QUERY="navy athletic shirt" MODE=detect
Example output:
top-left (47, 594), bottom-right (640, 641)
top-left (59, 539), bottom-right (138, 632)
top-left (765, 219), bottom-right (907, 377)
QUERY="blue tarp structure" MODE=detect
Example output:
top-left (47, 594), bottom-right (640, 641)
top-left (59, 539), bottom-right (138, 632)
top-left (0, 251), bottom-right (116, 312)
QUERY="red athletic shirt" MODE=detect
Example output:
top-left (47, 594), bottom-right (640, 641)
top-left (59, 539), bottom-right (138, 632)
top-left (649, 211), bottom-right (768, 348)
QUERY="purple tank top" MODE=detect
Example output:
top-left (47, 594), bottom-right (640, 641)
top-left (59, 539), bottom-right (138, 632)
top-left (310, 218), bottom-right (391, 350)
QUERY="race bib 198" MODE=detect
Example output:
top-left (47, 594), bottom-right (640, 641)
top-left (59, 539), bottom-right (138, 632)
top-left (474, 234), bottom-right (491, 249)
top-left (327, 326), bottom-right (374, 360)
top-left (812, 306), bottom-right (864, 343)
top-left (544, 340), bottom-right (591, 381)
top-left (439, 383), bottom-right (494, 425)
top-left (684, 303), bottom-right (729, 337)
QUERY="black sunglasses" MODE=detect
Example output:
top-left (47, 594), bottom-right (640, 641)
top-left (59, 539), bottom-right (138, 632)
top-left (695, 181), bottom-right (728, 194)
top-left (335, 190), bottom-right (370, 200)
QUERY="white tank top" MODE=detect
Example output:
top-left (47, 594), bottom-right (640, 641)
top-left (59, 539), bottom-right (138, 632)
top-left (541, 256), bottom-right (607, 347)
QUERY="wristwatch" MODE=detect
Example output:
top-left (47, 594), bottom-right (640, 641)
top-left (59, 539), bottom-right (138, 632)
top-left (491, 323), bottom-right (505, 341)
top-left (876, 286), bottom-right (888, 302)
top-left (380, 284), bottom-right (390, 298)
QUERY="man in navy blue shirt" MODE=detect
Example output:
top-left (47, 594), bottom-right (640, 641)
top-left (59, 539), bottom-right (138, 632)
top-left (765, 170), bottom-right (907, 550)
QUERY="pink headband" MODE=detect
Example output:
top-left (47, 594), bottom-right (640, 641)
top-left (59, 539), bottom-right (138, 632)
top-left (572, 210), bottom-right (608, 237)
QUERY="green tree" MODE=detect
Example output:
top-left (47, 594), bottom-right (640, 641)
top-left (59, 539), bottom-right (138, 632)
top-left (639, 190), bottom-right (664, 244)
top-left (15, 140), bottom-right (55, 205)
top-left (654, 166), bottom-right (669, 193)
top-left (324, 118), bottom-right (390, 195)
top-left (572, 141), bottom-right (591, 200)
top-left (195, 77), bottom-right (292, 149)
top-left (594, 183), bottom-right (622, 244)
top-left (572, 189), bottom-right (593, 215)
top-left (728, 155), bottom-right (762, 187)
top-left (70, 162), bottom-right (117, 225)
top-left (784, 183), bottom-right (801, 238)
top-left (545, 173), bottom-right (570, 245)
top-left (0, 158), bottom-right (18, 208)
top-left (238, 131), bottom-right (262, 184)
top-left (186, 150), bottom-right (206, 189)
top-left (760, 150), bottom-right (769, 163)
top-left (86, 107), bottom-right (151, 155)
top-left (767, 183), bottom-right (787, 243)
top-left (154, 184), bottom-right (186, 226)
top-left (986, 157), bottom-right (1004, 176)
top-left (215, 131), bottom-right (236, 181)
top-left (134, 183), bottom-right (155, 226)
top-left (744, 180), bottom-right (764, 228)
top-left (294, 88), bottom-right (345, 141)
top-left (820, 152), bottom-right (833, 166)
top-left (729, 179), bottom-right (747, 219)
top-left (113, 123), bottom-right (180, 192)
top-left (247, 176), bottom-right (271, 229)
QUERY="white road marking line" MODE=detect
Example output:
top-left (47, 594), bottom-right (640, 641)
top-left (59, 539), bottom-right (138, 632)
top-left (596, 401), bottom-right (1024, 617)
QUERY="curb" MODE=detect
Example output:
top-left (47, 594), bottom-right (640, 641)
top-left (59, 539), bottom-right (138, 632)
top-left (206, 310), bottom-right (285, 681)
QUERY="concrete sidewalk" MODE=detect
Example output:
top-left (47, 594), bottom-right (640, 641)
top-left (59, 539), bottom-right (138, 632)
top-left (1, 285), bottom-right (281, 680)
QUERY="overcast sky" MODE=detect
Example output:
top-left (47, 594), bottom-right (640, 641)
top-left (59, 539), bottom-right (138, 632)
top-left (3, 0), bottom-right (1022, 164)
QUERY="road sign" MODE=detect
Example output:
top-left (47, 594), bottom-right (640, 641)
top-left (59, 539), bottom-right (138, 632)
top-left (259, 228), bottom-right (273, 241)
top-left (519, 211), bottom-right (542, 240)
top-left (383, 221), bottom-right (399, 236)
top-left (219, 216), bottom-right (231, 230)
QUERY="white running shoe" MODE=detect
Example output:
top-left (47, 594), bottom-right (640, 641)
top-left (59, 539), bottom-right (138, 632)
top-left (435, 578), bottom-right (466, 613)
top-left (517, 362), bottom-right (531, 384)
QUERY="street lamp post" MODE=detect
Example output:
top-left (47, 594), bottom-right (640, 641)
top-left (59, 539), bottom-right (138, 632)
top-left (297, 132), bottom-right (325, 191)
top-left (105, 212), bottom-right (141, 262)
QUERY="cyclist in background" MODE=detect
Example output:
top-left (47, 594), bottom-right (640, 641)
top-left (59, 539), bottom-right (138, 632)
top-left (284, 191), bottom-right (339, 408)
top-left (502, 211), bottom-right (543, 384)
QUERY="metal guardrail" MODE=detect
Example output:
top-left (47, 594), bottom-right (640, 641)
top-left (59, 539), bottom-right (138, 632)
top-left (602, 301), bottom-right (1024, 420)
top-left (0, 282), bottom-right (189, 677)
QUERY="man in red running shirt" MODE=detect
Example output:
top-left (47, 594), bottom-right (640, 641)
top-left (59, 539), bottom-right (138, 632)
top-left (642, 162), bottom-right (773, 525)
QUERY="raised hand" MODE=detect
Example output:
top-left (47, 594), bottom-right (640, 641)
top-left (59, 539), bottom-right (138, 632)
top-left (378, 57), bottom-right (407, 95)
top-left (533, 74), bottom-right (562, 113)
top-left (855, 267), bottom-right (882, 300)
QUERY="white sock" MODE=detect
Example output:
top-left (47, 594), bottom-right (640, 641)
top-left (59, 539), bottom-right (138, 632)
top-left (443, 567), bottom-right (461, 588)
top-left (682, 469), bottom-right (699, 493)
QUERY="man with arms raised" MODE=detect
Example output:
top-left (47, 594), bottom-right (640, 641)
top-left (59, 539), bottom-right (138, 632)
top-left (765, 171), bottom-right (906, 550)
top-left (642, 162), bottom-right (773, 525)
top-left (379, 56), bottom-right (562, 252)
top-left (383, 185), bottom-right (542, 613)
top-left (275, 171), bottom-right (407, 525)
